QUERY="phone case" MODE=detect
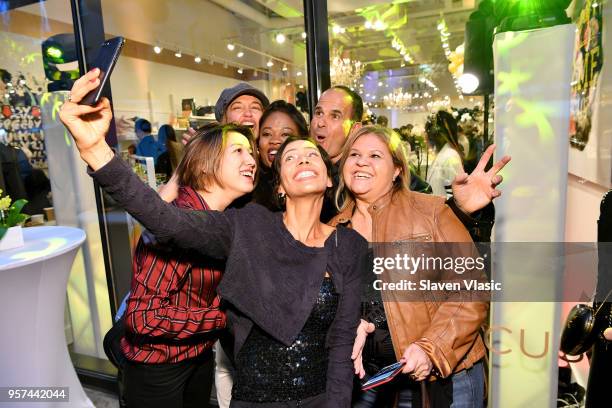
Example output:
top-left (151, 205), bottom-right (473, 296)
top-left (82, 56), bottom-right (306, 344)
top-left (80, 37), bottom-right (125, 106)
top-left (361, 361), bottom-right (406, 391)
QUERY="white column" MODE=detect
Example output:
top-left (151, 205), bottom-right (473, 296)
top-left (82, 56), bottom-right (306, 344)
top-left (491, 24), bottom-right (575, 408)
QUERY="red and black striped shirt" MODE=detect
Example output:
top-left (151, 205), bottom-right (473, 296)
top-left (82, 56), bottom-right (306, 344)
top-left (120, 186), bottom-right (226, 363)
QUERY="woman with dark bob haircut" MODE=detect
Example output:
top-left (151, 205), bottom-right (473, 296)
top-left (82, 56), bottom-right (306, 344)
top-left (253, 99), bottom-right (309, 210)
top-left (61, 70), bottom-right (367, 408)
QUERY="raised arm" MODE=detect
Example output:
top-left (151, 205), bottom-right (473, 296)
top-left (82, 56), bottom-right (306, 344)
top-left (59, 70), bottom-right (233, 258)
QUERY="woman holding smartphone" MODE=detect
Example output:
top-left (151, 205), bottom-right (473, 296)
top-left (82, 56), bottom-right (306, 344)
top-left (61, 70), bottom-right (367, 407)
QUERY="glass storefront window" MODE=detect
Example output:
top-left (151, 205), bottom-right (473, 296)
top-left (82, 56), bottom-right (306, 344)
top-left (0, 0), bottom-right (112, 362)
top-left (99, 0), bottom-right (308, 174)
top-left (325, 1), bottom-right (612, 407)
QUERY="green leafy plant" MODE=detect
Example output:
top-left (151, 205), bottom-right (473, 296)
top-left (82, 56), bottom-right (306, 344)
top-left (0, 189), bottom-right (28, 240)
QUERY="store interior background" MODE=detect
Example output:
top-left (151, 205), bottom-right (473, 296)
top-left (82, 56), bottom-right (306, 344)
top-left (1, 0), bottom-right (611, 405)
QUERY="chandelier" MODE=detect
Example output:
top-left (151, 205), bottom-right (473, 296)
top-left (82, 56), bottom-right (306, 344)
top-left (330, 48), bottom-right (364, 86)
top-left (383, 89), bottom-right (412, 110)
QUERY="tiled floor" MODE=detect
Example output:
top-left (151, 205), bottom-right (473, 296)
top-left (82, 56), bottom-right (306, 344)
top-left (84, 386), bottom-right (119, 408)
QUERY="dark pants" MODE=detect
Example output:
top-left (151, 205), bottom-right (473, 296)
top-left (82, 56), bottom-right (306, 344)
top-left (230, 393), bottom-right (326, 408)
top-left (123, 350), bottom-right (214, 408)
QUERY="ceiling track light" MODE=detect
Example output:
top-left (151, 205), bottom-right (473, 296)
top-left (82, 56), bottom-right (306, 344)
top-left (174, 50), bottom-right (182, 58)
top-left (275, 33), bottom-right (286, 44)
top-left (282, 64), bottom-right (288, 72)
top-left (194, 55), bottom-right (202, 63)
top-left (227, 43), bottom-right (235, 51)
top-left (266, 60), bottom-right (274, 67)
top-left (153, 45), bottom-right (162, 54)
top-left (237, 51), bottom-right (244, 58)
top-left (237, 68), bottom-right (244, 74)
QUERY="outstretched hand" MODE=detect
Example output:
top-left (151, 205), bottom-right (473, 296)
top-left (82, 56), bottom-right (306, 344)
top-left (59, 68), bottom-right (114, 170)
top-left (451, 144), bottom-right (511, 215)
top-left (352, 319), bottom-right (375, 379)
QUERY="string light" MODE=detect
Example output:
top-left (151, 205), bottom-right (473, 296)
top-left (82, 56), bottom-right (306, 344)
top-left (437, 18), bottom-right (462, 97)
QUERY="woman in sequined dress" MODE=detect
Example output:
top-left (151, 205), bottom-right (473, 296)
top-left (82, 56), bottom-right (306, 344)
top-left (60, 70), bottom-right (367, 408)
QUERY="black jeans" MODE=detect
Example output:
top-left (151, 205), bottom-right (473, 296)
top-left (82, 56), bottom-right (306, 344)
top-left (123, 350), bottom-right (214, 408)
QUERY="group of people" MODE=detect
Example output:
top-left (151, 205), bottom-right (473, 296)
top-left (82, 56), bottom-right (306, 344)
top-left (60, 68), bottom-right (510, 408)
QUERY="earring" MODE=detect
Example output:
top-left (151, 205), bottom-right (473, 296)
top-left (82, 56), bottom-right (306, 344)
top-left (277, 192), bottom-right (286, 207)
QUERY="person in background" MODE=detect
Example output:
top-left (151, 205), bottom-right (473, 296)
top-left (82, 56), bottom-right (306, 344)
top-left (375, 115), bottom-right (389, 128)
top-left (155, 124), bottom-right (177, 181)
top-left (23, 169), bottom-right (51, 216)
top-left (181, 83), bottom-right (270, 146)
top-left (426, 111), bottom-right (464, 198)
top-left (135, 118), bottom-right (165, 165)
top-left (253, 100), bottom-right (309, 210)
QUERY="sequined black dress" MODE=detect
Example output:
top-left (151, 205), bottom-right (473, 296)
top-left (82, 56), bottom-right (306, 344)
top-left (233, 277), bottom-right (339, 403)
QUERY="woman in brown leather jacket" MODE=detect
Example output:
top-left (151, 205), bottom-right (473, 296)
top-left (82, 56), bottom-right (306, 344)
top-left (330, 126), bottom-right (509, 407)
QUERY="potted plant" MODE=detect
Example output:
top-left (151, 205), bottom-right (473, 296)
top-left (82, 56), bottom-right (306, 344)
top-left (0, 189), bottom-right (28, 251)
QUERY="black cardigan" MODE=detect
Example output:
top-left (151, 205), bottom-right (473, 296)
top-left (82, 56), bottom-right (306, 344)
top-left (90, 156), bottom-right (367, 407)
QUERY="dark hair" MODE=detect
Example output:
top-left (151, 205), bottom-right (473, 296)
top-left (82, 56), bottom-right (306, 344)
top-left (135, 118), bottom-right (151, 133)
top-left (331, 85), bottom-right (363, 123)
top-left (259, 100), bottom-right (309, 138)
top-left (436, 111), bottom-right (463, 158)
top-left (376, 115), bottom-right (389, 127)
top-left (271, 135), bottom-right (333, 208)
top-left (157, 124), bottom-right (176, 149)
top-left (176, 122), bottom-right (255, 192)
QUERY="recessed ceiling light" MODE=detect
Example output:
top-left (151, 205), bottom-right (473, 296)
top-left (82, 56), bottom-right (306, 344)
top-left (275, 33), bottom-right (286, 44)
top-left (227, 43), bottom-right (235, 51)
top-left (237, 51), bottom-right (244, 58)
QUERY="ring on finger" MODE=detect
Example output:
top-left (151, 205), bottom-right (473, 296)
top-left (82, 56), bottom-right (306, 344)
top-left (67, 93), bottom-right (72, 102)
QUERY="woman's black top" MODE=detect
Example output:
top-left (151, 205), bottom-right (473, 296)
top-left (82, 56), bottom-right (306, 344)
top-left (361, 248), bottom-right (396, 372)
top-left (89, 156), bottom-right (368, 407)
top-left (252, 164), bottom-right (280, 211)
top-left (233, 277), bottom-right (338, 402)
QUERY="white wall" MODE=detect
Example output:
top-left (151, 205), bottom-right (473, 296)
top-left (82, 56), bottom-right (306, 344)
top-left (110, 54), bottom-right (257, 128)
top-left (370, 108), bottom-right (430, 130)
top-left (565, 173), bottom-right (609, 241)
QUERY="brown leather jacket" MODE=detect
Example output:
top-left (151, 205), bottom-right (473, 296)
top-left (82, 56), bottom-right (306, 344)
top-left (329, 190), bottom-right (488, 379)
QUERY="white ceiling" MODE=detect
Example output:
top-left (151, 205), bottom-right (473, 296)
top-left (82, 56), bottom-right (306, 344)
top-left (18, 0), bottom-right (477, 98)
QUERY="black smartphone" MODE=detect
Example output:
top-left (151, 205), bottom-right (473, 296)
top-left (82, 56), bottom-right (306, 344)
top-left (360, 361), bottom-right (406, 391)
top-left (80, 36), bottom-right (125, 106)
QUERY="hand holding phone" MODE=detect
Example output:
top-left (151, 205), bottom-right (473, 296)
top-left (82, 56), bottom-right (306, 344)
top-left (360, 361), bottom-right (406, 391)
top-left (80, 36), bottom-right (125, 106)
